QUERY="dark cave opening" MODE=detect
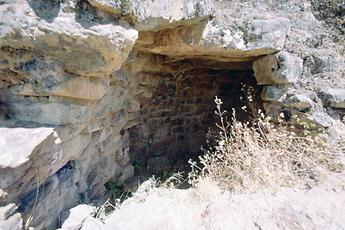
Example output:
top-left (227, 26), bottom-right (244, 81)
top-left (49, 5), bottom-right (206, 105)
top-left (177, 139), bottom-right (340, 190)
top-left (127, 57), bottom-right (263, 178)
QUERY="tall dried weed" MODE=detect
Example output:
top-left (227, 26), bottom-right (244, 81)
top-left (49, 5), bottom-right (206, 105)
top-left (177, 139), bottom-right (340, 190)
top-left (189, 95), bottom-right (344, 192)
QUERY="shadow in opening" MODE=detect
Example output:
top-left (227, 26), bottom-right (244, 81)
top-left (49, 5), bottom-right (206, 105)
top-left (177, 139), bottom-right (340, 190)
top-left (125, 60), bottom-right (263, 192)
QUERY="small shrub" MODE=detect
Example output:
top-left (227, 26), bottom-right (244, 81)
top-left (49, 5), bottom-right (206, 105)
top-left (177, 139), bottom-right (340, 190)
top-left (188, 96), bottom-right (344, 192)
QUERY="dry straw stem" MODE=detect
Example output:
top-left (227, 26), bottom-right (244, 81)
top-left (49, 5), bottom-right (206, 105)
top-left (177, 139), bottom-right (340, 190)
top-left (189, 97), bottom-right (344, 193)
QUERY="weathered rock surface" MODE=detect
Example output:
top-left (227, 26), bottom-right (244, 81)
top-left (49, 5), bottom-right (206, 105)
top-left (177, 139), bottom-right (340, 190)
top-left (61, 175), bottom-right (345, 230)
top-left (320, 88), bottom-right (345, 109)
top-left (0, 203), bottom-right (22, 230)
top-left (0, 1), bottom-right (138, 78)
top-left (253, 51), bottom-right (303, 85)
top-left (88, 0), bottom-right (214, 30)
top-left (134, 17), bottom-right (290, 62)
top-left (0, 127), bottom-right (54, 168)
top-left (59, 204), bottom-right (97, 230)
top-left (261, 86), bottom-right (313, 110)
top-left (103, 177), bottom-right (345, 230)
top-left (0, 0), bottom-right (344, 229)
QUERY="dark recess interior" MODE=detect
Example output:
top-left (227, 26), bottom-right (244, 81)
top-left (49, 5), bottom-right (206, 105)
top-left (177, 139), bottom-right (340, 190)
top-left (128, 58), bottom-right (263, 175)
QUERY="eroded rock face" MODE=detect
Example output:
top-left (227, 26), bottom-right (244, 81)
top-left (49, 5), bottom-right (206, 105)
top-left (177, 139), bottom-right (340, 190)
top-left (0, 0), bottom-right (344, 229)
top-left (88, 0), bottom-right (214, 30)
top-left (253, 51), bottom-right (303, 85)
top-left (0, 1), bottom-right (138, 77)
top-left (320, 89), bottom-right (345, 109)
top-left (0, 203), bottom-right (22, 230)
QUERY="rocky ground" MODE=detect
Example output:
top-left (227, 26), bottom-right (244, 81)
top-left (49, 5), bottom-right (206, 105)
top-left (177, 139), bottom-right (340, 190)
top-left (0, 0), bottom-right (344, 229)
top-left (59, 172), bottom-right (345, 230)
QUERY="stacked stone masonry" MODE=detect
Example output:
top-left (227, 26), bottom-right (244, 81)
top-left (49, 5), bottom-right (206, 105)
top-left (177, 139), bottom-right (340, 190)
top-left (0, 0), bottom-right (344, 229)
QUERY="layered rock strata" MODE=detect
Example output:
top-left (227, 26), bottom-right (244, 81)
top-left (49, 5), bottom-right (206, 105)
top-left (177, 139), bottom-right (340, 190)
top-left (0, 0), bottom-right (344, 229)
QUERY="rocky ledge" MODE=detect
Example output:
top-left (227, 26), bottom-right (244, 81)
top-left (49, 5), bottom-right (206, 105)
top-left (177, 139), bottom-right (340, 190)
top-left (0, 0), bottom-right (344, 229)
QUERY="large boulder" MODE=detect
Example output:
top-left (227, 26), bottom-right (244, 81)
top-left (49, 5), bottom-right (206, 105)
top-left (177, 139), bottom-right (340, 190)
top-left (88, 0), bottom-right (215, 30)
top-left (134, 17), bottom-right (290, 62)
top-left (0, 1), bottom-right (138, 77)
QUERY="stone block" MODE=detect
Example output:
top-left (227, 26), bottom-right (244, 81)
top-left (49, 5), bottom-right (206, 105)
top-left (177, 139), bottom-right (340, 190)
top-left (0, 129), bottom-right (90, 204)
top-left (88, 0), bottom-right (214, 30)
top-left (263, 103), bottom-right (333, 128)
top-left (60, 204), bottom-right (95, 230)
top-left (261, 85), bottom-right (288, 102)
top-left (262, 86), bottom-right (313, 110)
top-left (284, 94), bottom-right (313, 110)
top-left (244, 18), bottom-right (291, 51)
top-left (0, 127), bottom-right (53, 168)
top-left (253, 51), bottom-right (303, 85)
top-left (12, 76), bottom-right (108, 101)
top-left (6, 100), bottom-right (89, 126)
top-left (320, 89), bottom-right (345, 109)
top-left (0, 1), bottom-right (138, 77)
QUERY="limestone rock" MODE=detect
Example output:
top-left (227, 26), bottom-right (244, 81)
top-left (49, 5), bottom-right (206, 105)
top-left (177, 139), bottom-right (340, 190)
top-left (87, 0), bottom-right (123, 15)
top-left (135, 17), bottom-right (290, 62)
top-left (309, 52), bottom-right (341, 75)
top-left (101, 176), bottom-right (345, 230)
top-left (0, 0), bottom-right (344, 229)
top-left (201, 18), bottom-right (290, 55)
top-left (320, 89), bottom-right (345, 109)
top-left (0, 1), bottom-right (138, 77)
top-left (80, 217), bottom-right (104, 230)
top-left (262, 86), bottom-right (313, 110)
top-left (0, 203), bottom-right (18, 220)
top-left (0, 127), bottom-right (53, 168)
top-left (310, 0), bottom-right (345, 34)
top-left (261, 85), bottom-right (288, 102)
top-left (0, 213), bottom-right (22, 230)
top-left (88, 0), bottom-right (215, 30)
top-left (234, 17), bottom-right (290, 51)
top-left (0, 204), bottom-right (22, 230)
top-left (0, 127), bottom-right (90, 205)
top-left (253, 51), bottom-right (303, 85)
top-left (60, 204), bottom-right (95, 230)
top-left (311, 112), bottom-right (334, 128)
top-left (2, 99), bottom-right (89, 126)
top-left (11, 73), bottom-right (109, 101)
top-left (263, 103), bottom-right (333, 128)
top-left (284, 94), bottom-right (313, 110)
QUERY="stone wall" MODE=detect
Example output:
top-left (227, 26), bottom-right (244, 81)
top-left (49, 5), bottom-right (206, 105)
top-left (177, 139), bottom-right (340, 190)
top-left (125, 54), bottom-right (260, 173)
top-left (0, 0), bottom-right (344, 229)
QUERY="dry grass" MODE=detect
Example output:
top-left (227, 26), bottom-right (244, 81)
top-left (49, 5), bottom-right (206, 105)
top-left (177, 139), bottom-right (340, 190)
top-left (188, 96), bottom-right (344, 192)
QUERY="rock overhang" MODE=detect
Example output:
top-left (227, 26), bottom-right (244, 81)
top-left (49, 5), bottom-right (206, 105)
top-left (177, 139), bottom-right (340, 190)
top-left (0, 0), bottom-right (344, 229)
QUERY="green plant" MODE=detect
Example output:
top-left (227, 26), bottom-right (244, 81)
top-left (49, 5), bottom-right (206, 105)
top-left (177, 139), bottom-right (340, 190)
top-left (95, 181), bottom-right (132, 222)
top-left (157, 172), bottom-right (185, 188)
top-left (104, 181), bottom-right (130, 204)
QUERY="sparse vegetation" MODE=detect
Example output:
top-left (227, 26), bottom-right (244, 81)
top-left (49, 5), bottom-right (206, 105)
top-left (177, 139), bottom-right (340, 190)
top-left (98, 91), bottom-right (344, 221)
top-left (188, 95), bottom-right (344, 192)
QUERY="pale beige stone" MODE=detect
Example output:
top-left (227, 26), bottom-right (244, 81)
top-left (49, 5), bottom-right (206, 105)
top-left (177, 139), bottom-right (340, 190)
top-left (253, 51), bottom-right (303, 85)
top-left (0, 127), bottom-right (53, 168)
